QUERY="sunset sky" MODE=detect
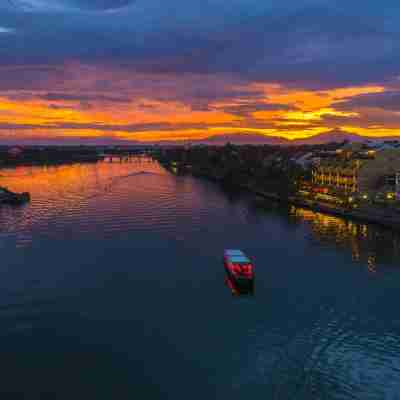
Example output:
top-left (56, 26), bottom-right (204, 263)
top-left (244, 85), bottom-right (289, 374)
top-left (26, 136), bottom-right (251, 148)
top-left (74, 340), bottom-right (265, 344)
top-left (0, 0), bottom-right (399, 144)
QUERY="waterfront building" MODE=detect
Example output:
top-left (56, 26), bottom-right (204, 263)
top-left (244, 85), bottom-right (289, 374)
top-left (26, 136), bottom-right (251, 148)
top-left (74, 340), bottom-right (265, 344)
top-left (310, 147), bottom-right (400, 201)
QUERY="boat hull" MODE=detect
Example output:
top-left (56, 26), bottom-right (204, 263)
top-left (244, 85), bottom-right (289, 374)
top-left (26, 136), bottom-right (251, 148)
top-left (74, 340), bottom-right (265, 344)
top-left (224, 260), bottom-right (254, 288)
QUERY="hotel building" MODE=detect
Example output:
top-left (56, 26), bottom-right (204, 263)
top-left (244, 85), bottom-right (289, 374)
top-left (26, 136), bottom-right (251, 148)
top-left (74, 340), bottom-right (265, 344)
top-left (311, 147), bottom-right (400, 201)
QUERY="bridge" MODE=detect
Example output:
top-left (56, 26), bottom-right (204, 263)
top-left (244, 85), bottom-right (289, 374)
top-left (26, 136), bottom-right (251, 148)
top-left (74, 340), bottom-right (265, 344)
top-left (102, 150), bottom-right (156, 163)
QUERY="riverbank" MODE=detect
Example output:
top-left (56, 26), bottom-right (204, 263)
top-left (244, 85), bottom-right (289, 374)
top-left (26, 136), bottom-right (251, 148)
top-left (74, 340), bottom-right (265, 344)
top-left (197, 167), bottom-right (400, 229)
top-left (290, 198), bottom-right (400, 230)
top-left (0, 146), bottom-right (104, 169)
top-left (213, 172), bottom-right (400, 231)
top-left (160, 159), bottom-right (400, 231)
top-left (0, 186), bottom-right (30, 205)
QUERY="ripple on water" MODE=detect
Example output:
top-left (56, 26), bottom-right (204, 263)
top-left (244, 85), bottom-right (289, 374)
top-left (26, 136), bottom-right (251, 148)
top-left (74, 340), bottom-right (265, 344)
top-left (270, 312), bottom-right (400, 399)
top-left (1, 159), bottom-right (400, 399)
top-left (0, 162), bottom-right (195, 239)
top-left (228, 300), bottom-right (400, 400)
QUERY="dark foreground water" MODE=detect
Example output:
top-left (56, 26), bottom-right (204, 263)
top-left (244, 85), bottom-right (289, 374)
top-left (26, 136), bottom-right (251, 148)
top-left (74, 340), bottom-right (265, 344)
top-left (1, 158), bottom-right (400, 399)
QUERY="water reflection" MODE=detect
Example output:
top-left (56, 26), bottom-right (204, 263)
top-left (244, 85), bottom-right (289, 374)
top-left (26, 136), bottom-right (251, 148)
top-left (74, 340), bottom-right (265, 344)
top-left (2, 159), bottom-right (400, 269)
top-left (0, 158), bottom-right (167, 246)
top-left (288, 205), bottom-right (400, 269)
top-left (0, 158), bottom-right (400, 399)
top-left (224, 275), bottom-right (254, 296)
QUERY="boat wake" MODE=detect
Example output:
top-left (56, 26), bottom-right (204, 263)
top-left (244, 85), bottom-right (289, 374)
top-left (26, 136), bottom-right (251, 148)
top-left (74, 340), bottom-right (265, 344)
top-left (85, 171), bottom-right (160, 200)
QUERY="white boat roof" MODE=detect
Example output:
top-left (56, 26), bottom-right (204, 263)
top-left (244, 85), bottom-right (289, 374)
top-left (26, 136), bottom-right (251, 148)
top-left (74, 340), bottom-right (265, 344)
top-left (229, 255), bottom-right (251, 263)
top-left (224, 250), bottom-right (251, 263)
top-left (225, 249), bottom-right (244, 256)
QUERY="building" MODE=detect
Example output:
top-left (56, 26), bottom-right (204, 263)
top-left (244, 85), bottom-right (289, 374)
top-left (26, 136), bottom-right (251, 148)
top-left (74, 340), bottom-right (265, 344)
top-left (311, 147), bottom-right (400, 201)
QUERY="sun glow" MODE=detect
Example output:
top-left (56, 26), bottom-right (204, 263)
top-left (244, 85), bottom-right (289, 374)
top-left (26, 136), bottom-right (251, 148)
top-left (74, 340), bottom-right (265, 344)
top-left (0, 67), bottom-right (393, 143)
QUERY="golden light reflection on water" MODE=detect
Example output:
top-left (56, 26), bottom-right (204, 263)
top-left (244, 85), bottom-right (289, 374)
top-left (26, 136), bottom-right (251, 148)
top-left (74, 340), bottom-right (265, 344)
top-left (2, 160), bottom-right (400, 268)
top-left (0, 158), bottom-right (163, 194)
top-left (0, 158), bottom-right (166, 246)
top-left (289, 206), bottom-right (400, 269)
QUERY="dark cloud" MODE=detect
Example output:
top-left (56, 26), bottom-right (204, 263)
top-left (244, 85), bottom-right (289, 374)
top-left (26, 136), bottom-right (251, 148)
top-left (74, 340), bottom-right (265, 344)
top-left (0, 0), bottom-right (398, 89)
top-left (219, 103), bottom-right (297, 117)
top-left (335, 91), bottom-right (400, 112)
top-left (0, 65), bottom-right (268, 115)
top-left (5, 0), bottom-right (135, 11)
top-left (0, 120), bottom-right (210, 133)
top-left (0, 118), bottom-right (321, 135)
top-left (66, 0), bottom-right (135, 10)
top-left (0, 0), bottom-right (399, 144)
top-left (39, 92), bottom-right (131, 103)
top-left (322, 108), bottom-right (400, 130)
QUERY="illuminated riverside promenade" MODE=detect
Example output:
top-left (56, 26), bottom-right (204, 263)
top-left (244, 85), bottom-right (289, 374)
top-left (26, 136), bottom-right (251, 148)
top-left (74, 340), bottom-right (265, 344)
top-left (154, 143), bottom-right (400, 231)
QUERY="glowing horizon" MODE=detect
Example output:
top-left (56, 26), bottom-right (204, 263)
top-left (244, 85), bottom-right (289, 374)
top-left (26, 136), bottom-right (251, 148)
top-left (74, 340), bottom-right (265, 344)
top-left (0, 65), bottom-right (395, 144)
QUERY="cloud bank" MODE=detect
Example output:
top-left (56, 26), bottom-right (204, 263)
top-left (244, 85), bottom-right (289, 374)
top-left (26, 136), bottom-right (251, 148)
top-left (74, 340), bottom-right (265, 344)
top-left (0, 0), bottom-right (399, 143)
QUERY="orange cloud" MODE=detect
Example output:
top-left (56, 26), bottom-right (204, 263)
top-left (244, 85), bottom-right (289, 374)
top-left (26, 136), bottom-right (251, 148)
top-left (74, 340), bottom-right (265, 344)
top-left (0, 67), bottom-right (395, 143)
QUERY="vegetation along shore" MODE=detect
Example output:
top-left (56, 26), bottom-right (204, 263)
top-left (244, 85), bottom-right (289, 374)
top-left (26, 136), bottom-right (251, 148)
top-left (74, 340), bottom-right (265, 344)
top-left (153, 141), bottom-right (400, 230)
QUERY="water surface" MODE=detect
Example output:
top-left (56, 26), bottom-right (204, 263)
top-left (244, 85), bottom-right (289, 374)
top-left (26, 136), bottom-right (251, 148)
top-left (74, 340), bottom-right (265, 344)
top-left (1, 158), bottom-right (400, 399)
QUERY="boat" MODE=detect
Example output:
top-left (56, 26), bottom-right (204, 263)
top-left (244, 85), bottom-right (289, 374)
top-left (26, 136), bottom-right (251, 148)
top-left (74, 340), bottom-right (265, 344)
top-left (0, 187), bottom-right (30, 205)
top-left (223, 249), bottom-right (254, 288)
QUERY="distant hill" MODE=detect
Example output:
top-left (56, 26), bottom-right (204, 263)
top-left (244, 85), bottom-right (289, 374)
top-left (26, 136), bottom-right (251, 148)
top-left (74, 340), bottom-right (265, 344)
top-left (168, 129), bottom-right (400, 146)
top-left (3, 129), bottom-right (400, 147)
top-left (293, 129), bottom-right (382, 145)
top-left (202, 133), bottom-right (291, 145)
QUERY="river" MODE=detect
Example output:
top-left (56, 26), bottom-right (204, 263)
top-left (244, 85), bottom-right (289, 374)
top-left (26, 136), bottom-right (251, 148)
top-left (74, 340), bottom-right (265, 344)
top-left (1, 158), bottom-right (400, 399)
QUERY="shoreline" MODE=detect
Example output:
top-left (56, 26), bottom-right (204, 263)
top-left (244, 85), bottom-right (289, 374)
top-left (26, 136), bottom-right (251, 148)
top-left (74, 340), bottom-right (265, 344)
top-left (183, 166), bottom-right (400, 231)
top-left (0, 157), bottom-right (103, 170)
